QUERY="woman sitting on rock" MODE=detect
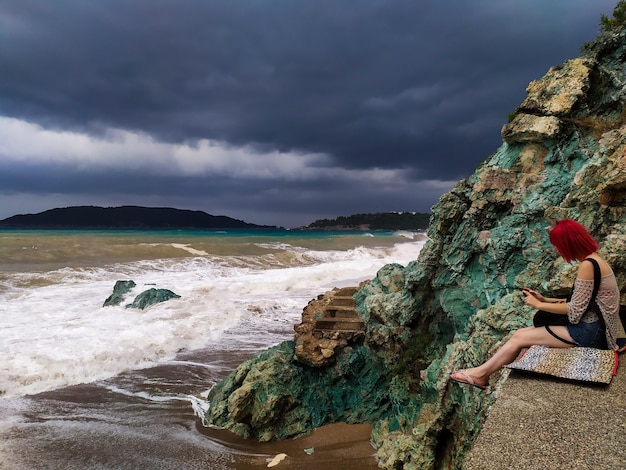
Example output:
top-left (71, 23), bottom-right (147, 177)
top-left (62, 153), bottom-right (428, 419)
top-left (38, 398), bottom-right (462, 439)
top-left (451, 219), bottom-right (621, 390)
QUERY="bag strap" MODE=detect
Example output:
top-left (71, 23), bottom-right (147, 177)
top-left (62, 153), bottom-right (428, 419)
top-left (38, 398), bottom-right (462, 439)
top-left (584, 257), bottom-right (602, 321)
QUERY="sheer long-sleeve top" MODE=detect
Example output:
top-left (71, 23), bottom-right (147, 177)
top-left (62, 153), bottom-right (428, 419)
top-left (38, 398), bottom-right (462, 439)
top-left (568, 273), bottom-right (620, 350)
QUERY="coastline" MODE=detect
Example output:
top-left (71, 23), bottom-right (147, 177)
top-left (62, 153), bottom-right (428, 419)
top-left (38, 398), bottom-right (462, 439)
top-left (0, 229), bottom-right (423, 468)
top-left (1, 386), bottom-right (380, 470)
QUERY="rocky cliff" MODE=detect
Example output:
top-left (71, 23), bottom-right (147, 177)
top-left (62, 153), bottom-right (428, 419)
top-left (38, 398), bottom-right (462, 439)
top-left (204, 23), bottom-right (626, 469)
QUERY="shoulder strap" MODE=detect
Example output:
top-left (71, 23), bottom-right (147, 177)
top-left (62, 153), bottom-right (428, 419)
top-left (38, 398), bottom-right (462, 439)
top-left (584, 258), bottom-right (603, 324)
top-left (584, 257), bottom-right (601, 303)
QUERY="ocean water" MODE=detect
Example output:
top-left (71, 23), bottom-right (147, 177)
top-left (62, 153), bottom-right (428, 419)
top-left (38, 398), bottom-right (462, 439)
top-left (0, 229), bottom-right (426, 469)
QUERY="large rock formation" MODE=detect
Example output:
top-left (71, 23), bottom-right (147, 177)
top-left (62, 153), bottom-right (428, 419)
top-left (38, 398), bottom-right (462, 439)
top-left (205, 25), bottom-right (626, 469)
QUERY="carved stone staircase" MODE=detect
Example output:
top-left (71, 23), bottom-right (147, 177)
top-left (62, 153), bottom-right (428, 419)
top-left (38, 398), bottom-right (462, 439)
top-left (313, 286), bottom-right (365, 332)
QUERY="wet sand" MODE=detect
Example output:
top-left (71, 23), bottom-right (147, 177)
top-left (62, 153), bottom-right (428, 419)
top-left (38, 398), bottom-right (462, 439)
top-left (0, 386), bottom-right (378, 470)
top-left (0, 343), bottom-right (380, 470)
top-left (201, 422), bottom-right (379, 469)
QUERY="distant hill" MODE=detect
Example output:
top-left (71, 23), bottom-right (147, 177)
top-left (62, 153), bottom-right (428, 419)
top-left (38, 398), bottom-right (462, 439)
top-left (302, 212), bottom-right (430, 230)
top-left (0, 206), bottom-right (275, 229)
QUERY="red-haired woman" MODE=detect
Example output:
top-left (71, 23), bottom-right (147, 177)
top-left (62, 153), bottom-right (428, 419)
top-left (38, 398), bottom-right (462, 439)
top-left (451, 219), bottom-right (621, 390)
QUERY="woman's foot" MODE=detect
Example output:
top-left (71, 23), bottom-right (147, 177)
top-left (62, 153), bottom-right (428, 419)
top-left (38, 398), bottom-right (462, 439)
top-left (450, 369), bottom-right (488, 390)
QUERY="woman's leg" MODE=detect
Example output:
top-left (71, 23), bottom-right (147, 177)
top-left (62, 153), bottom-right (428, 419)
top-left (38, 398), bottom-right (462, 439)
top-left (452, 325), bottom-right (575, 387)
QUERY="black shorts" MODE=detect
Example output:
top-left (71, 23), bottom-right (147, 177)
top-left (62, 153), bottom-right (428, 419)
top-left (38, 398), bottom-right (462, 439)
top-left (566, 320), bottom-right (608, 349)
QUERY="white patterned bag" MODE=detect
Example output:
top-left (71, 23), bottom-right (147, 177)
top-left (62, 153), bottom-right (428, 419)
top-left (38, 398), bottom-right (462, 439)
top-left (505, 345), bottom-right (618, 384)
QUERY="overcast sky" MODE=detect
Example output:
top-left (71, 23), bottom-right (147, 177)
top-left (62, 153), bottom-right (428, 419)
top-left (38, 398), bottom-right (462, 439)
top-left (0, 0), bottom-right (617, 227)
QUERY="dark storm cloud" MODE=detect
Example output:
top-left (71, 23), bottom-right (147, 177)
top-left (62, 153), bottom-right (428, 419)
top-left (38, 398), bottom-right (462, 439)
top-left (0, 0), bottom-right (619, 226)
top-left (1, 0), bottom-right (616, 180)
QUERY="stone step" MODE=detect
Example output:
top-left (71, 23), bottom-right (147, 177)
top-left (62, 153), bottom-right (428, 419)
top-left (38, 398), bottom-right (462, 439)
top-left (316, 316), bottom-right (363, 323)
top-left (314, 318), bottom-right (365, 331)
top-left (335, 287), bottom-right (358, 297)
top-left (317, 329), bottom-right (367, 334)
top-left (329, 296), bottom-right (356, 307)
top-left (326, 305), bottom-right (358, 318)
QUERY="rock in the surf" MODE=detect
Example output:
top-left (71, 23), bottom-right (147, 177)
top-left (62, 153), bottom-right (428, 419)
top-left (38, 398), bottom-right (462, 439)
top-left (125, 288), bottom-right (181, 309)
top-left (103, 280), bottom-right (137, 307)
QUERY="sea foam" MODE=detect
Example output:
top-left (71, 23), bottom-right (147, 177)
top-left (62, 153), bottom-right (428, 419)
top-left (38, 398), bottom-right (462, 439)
top-left (0, 236), bottom-right (426, 397)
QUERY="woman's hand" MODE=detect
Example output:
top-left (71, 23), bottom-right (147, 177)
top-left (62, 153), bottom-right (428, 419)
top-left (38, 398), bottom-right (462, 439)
top-left (522, 288), bottom-right (543, 308)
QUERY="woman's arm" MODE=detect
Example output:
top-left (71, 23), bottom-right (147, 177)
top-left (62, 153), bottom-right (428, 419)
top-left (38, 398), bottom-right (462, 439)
top-left (521, 288), bottom-right (566, 304)
top-left (523, 290), bottom-right (569, 314)
top-left (522, 259), bottom-right (594, 316)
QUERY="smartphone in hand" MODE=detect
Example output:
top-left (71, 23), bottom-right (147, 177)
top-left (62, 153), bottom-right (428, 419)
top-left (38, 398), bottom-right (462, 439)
top-left (522, 288), bottom-right (541, 300)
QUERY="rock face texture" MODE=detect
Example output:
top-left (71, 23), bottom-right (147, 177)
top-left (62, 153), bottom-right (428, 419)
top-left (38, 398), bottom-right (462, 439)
top-left (205, 28), bottom-right (626, 469)
top-left (294, 286), bottom-right (366, 368)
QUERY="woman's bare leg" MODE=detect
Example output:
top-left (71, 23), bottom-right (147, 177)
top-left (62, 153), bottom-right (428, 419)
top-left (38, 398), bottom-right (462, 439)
top-left (452, 326), bottom-right (575, 387)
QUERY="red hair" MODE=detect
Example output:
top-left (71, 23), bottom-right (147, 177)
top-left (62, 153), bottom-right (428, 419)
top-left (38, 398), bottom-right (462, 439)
top-left (549, 219), bottom-right (599, 262)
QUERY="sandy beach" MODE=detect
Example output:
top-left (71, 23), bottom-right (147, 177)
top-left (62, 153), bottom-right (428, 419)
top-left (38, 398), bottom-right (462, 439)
top-left (1, 380), bottom-right (379, 470)
top-left (200, 422), bottom-right (379, 469)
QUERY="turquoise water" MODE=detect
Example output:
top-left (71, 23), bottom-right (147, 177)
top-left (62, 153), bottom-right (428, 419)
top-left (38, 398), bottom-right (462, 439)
top-left (0, 228), bottom-right (420, 271)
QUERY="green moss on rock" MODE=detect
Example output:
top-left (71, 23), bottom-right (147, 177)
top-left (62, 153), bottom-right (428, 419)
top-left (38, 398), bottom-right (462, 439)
top-left (206, 341), bottom-right (391, 441)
